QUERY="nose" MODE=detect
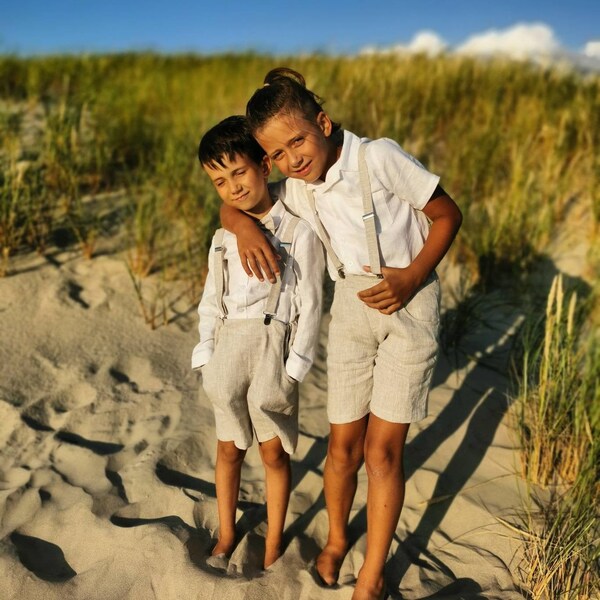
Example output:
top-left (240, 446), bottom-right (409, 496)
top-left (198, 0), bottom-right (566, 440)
top-left (229, 180), bottom-right (242, 195)
top-left (289, 151), bottom-right (302, 168)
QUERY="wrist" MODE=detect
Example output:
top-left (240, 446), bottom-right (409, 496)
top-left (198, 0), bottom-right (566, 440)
top-left (405, 262), bottom-right (429, 289)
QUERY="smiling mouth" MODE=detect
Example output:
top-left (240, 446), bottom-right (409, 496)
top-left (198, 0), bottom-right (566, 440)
top-left (233, 192), bottom-right (249, 202)
top-left (294, 162), bottom-right (312, 176)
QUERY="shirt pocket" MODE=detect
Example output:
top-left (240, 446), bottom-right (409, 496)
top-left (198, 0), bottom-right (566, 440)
top-left (371, 187), bottom-right (394, 233)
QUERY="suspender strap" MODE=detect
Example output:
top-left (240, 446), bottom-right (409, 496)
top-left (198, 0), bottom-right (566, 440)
top-left (263, 216), bottom-right (300, 324)
top-left (358, 143), bottom-right (383, 278)
top-left (212, 228), bottom-right (227, 318)
top-left (305, 187), bottom-right (345, 279)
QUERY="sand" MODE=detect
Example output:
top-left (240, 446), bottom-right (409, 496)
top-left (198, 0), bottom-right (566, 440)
top-left (0, 243), bottom-right (530, 600)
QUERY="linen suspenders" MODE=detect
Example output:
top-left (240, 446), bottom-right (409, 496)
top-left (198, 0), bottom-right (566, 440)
top-left (212, 218), bottom-right (300, 325)
top-left (305, 141), bottom-right (383, 279)
top-left (358, 143), bottom-right (383, 278)
top-left (306, 189), bottom-right (345, 279)
top-left (212, 228), bottom-right (227, 318)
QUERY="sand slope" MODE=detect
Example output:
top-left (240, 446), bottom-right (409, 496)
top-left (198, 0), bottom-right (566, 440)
top-left (0, 248), bottom-right (527, 599)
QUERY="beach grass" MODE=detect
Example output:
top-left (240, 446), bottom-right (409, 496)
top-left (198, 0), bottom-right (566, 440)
top-left (1, 52), bottom-right (598, 594)
top-left (1, 53), bottom-right (598, 287)
top-left (512, 275), bottom-right (599, 598)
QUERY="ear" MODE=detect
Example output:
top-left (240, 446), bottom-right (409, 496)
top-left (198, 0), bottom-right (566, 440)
top-left (316, 111), bottom-right (333, 138)
top-left (261, 155), bottom-right (272, 178)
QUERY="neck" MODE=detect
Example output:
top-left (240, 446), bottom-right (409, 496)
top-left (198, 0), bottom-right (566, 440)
top-left (243, 190), bottom-right (274, 220)
top-left (321, 129), bottom-right (344, 179)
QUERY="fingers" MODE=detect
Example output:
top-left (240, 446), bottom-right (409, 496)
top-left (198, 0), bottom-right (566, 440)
top-left (379, 303), bottom-right (401, 315)
top-left (244, 249), bottom-right (280, 283)
top-left (357, 281), bottom-right (386, 300)
top-left (357, 280), bottom-right (403, 313)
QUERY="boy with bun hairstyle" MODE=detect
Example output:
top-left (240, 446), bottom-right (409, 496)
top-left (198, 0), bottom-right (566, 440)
top-left (192, 115), bottom-right (325, 570)
top-left (223, 69), bottom-right (462, 599)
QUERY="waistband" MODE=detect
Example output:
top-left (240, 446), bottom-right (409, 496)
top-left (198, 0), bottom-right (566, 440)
top-left (334, 271), bottom-right (439, 290)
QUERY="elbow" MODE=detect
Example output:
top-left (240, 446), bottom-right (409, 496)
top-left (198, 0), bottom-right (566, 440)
top-left (454, 206), bottom-right (463, 233)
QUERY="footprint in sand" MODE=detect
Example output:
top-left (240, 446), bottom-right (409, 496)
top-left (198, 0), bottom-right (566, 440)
top-left (109, 356), bottom-right (164, 394)
top-left (21, 381), bottom-right (98, 432)
top-left (56, 276), bottom-right (108, 310)
top-left (51, 443), bottom-right (112, 495)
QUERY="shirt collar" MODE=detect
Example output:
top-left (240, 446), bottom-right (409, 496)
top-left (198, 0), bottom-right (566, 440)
top-left (258, 198), bottom-right (285, 235)
top-left (306, 130), bottom-right (362, 193)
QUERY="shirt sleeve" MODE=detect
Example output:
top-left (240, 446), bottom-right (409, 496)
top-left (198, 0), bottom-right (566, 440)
top-left (284, 223), bottom-right (325, 382)
top-left (369, 138), bottom-right (440, 211)
top-left (191, 236), bottom-right (220, 370)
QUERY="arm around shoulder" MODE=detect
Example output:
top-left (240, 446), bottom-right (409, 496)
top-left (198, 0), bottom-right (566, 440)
top-left (219, 203), bottom-right (281, 283)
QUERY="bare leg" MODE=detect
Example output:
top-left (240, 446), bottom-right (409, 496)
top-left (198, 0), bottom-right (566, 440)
top-left (317, 416), bottom-right (369, 585)
top-left (353, 415), bottom-right (410, 600)
top-left (213, 440), bottom-right (246, 556)
top-left (259, 436), bottom-right (291, 569)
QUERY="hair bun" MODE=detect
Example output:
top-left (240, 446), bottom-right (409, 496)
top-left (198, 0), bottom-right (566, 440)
top-left (264, 67), bottom-right (306, 88)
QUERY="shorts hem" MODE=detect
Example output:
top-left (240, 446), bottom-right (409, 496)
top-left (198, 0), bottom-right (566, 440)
top-left (327, 408), bottom-right (371, 425)
top-left (216, 437), bottom-right (251, 451)
top-left (370, 407), bottom-right (427, 424)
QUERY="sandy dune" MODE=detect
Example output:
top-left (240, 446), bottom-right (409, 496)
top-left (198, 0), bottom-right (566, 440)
top-left (0, 246), bottom-right (528, 599)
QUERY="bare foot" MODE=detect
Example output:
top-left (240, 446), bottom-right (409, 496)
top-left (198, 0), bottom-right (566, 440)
top-left (264, 539), bottom-right (282, 569)
top-left (211, 537), bottom-right (235, 557)
top-left (352, 571), bottom-right (385, 600)
top-left (316, 541), bottom-right (348, 586)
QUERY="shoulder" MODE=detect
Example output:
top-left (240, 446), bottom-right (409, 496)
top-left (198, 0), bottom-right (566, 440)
top-left (209, 228), bottom-right (236, 252)
top-left (364, 137), bottom-right (425, 168)
top-left (281, 212), bottom-right (319, 245)
top-left (269, 177), bottom-right (304, 212)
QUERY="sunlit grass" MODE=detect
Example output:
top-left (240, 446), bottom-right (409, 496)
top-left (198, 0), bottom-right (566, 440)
top-left (511, 275), bottom-right (599, 598)
top-left (1, 53), bottom-right (597, 285)
top-left (0, 50), bottom-right (599, 596)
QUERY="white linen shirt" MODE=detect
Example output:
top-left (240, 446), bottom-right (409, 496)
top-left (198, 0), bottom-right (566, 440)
top-left (191, 199), bottom-right (325, 382)
top-left (275, 130), bottom-right (440, 280)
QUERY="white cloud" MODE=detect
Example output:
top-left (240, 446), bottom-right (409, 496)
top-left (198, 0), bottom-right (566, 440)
top-left (358, 23), bottom-right (600, 73)
top-left (360, 30), bottom-right (447, 57)
top-left (584, 40), bottom-right (600, 58)
top-left (455, 23), bottom-right (559, 59)
top-left (405, 31), bottom-right (447, 56)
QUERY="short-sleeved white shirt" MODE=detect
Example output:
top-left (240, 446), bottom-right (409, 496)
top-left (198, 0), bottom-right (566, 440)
top-left (273, 129), bottom-right (440, 280)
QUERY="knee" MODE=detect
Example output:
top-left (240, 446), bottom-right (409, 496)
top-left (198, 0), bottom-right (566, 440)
top-left (218, 441), bottom-right (246, 465)
top-left (327, 441), bottom-right (363, 474)
top-left (364, 444), bottom-right (403, 480)
top-left (260, 443), bottom-right (289, 470)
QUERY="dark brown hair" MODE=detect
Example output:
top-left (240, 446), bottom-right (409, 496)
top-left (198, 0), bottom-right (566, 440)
top-left (198, 115), bottom-right (265, 169)
top-left (246, 67), bottom-right (341, 134)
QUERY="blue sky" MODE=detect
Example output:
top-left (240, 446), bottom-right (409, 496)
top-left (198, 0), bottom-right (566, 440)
top-left (1, 0), bottom-right (599, 56)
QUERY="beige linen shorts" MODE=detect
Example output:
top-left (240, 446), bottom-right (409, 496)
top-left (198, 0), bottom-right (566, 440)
top-left (201, 318), bottom-right (298, 454)
top-left (327, 274), bottom-right (440, 424)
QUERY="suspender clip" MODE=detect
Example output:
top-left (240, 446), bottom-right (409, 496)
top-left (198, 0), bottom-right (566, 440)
top-left (263, 313), bottom-right (274, 325)
top-left (362, 212), bottom-right (375, 222)
top-left (214, 246), bottom-right (223, 252)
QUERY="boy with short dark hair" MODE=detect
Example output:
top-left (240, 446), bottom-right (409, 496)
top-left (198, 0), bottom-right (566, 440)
top-left (192, 115), bottom-right (324, 570)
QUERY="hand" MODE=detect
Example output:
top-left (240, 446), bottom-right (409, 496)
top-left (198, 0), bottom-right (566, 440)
top-left (357, 265), bottom-right (422, 314)
top-left (236, 221), bottom-right (281, 283)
